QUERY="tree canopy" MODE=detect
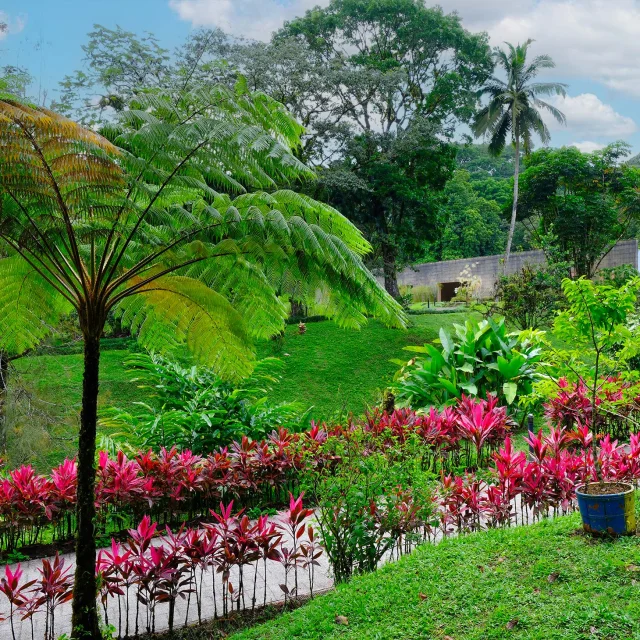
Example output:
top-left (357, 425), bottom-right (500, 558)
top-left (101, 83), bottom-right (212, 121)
top-left (518, 143), bottom-right (640, 277)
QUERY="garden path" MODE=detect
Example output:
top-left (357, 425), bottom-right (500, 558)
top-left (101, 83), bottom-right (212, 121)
top-left (0, 495), bottom-right (558, 639)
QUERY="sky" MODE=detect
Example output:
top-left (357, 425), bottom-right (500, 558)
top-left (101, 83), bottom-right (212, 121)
top-left (2, 0), bottom-right (640, 155)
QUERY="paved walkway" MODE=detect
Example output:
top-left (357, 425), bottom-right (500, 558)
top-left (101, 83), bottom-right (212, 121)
top-left (0, 513), bottom-right (334, 640)
top-left (0, 496), bottom-right (562, 639)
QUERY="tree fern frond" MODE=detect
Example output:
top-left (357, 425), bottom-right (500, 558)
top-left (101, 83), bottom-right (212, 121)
top-left (0, 254), bottom-right (73, 354)
top-left (114, 275), bottom-right (255, 380)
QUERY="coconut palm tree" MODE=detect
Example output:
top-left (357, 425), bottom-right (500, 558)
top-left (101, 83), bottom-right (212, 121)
top-left (0, 83), bottom-right (404, 637)
top-left (472, 39), bottom-right (567, 267)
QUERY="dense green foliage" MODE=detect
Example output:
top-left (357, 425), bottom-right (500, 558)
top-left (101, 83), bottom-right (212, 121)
top-left (492, 263), bottom-right (569, 330)
top-left (231, 514), bottom-right (640, 640)
top-left (273, 0), bottom-right (493, 295)
top-left (424, 170), bottom-right (506, 261)
top-left (317, 121), bottom-right (456, 296)
top-left (518, 143), bottom-right (640, 277)
top-left (393, 317), bottom-right (544, 409)
top-left (100, 353), bottom-right (309, 454)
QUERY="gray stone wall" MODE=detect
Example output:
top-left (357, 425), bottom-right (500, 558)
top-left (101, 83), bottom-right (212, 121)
top-left (389, 240), bottom-right (639, 300)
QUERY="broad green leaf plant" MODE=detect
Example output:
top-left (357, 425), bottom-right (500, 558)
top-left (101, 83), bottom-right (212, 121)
top-left (0, 83), bottom-right (403, 637)
top-left (393, 317), bottom-right (544, 412)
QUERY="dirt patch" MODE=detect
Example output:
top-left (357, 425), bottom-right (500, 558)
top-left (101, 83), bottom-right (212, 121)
top-left (578, 482), bottom-right (632, 496)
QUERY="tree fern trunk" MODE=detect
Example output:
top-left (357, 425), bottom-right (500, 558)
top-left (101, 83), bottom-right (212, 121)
top-left (504, 136), bottom-right (520, 270)
top-left (71, 334), bottom-right (101, 639)
top-left (0, 352), bottom-right (8, 453)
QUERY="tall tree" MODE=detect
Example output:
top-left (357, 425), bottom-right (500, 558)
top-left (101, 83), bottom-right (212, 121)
top-left (0, 85), bottom-right (402, 637)
top-left (518, 143), bottom-right (640, 277)
top-left (265, 0), bottom-right (493, 295)
top-left (316, 119), bottom-right (456, 297)
top-left (472, 39), bottom-right (567, 268)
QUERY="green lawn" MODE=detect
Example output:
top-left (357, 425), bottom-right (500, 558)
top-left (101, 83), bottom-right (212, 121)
top-left (232, 513), bottom-right (640, 640)
top-left (10, 346), bottom-right (145, 468)
top-left (257, 311), bottom-right (474, 419)
top-left (7, 311), bottom-right (474, 469)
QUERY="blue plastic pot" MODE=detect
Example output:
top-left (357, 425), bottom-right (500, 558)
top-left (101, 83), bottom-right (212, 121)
top-left (576, 482), bottom-right (636, 536)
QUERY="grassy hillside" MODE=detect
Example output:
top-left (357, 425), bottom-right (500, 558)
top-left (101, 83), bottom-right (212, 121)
top-left (232, 513), bottom-right (640, 640)
top-left (257, 312), bottom-right (474, 419)
top-left (7, 311), bottom-right (473, 468)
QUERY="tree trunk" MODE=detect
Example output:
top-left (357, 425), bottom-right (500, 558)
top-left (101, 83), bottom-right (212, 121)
top-left (71, 334), bottom-right (101, 639)
top-left (504, 135), bottom-right (520, 270)
top-left (381, 240), bottom-right (401, 299)
top-left (0, 352), bottom-right (8, 453)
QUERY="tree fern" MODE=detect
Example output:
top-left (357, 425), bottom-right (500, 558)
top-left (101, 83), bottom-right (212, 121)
top-left (0, 85), bottom-right (403, 636)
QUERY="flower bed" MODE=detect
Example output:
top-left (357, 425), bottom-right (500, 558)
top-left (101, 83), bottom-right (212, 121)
top-left (0, 395), bottom-right (512, 554)
top-left (2, 411), bottom-right (640, 638)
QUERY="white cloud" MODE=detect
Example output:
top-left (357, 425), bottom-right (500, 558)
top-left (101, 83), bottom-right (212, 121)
top-left (544, 93), bottom-right (637, 138)
top-left (168, 0), bottom-right (328, 41)
top-left (0, 12), bottom-right (26, 40)
top-left (168, 0), bottom-right (640, 104)
top-left (570, 141), bottom-right (606, 153)
top-left (488, 0), bottom-right (640, 98)
top-left (169, 0), bottom-right (640, 97)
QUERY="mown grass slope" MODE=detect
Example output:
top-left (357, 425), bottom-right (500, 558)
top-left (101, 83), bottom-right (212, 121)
top-left (232, 513), bottom-right (640, 640)
top-left (9, 312), bottom-right (473, 468)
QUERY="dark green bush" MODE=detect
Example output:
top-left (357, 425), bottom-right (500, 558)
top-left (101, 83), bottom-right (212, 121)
top-left (101, 352), bottom-right (310, 454)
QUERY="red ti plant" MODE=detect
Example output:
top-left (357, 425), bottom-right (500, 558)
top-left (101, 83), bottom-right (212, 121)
top-left (50, 459), bottom-right (77, 539)
top-left (154, 526), bottom-right (193, 634)
top-left (97, 539), bottom-right (131, 637)
top-left (492, 437), bottom-right (525, 507)
top-left (457, 395), bottom-right (510, 467)
top-left (31, 553), bottom-right (74, 640)
top-left (278, 493), bottom-right (313, 601)
top-left (0, 564), bottom-right (36, 640)
top-left (567, 421), bottom-right (595, 481)
top-left (125, 515), bottom-right (157, 636)
top-left (208, 501), bottom-right (239, 617)
top-left (298, 524), bottom-right (322, 598)
top-left (253, 515), bottom-right (282, 609)
top-left (226, 515), bottom-right (259, 611)
top-left (181, 527), bottom-right (213, 625)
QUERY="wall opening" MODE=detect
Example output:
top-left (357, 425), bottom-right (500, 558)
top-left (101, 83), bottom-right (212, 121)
top-left (439, 281), bottom-right (460, 303)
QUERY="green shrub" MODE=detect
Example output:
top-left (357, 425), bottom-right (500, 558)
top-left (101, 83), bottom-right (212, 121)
top-left (392, 316), bottom-right (544, 410)
top-left (302, 430), bottom-right (436, 583)
top-left (101, 352), bottom-right (311, 454)
top-left (492, 263), bottom-right (568, 330)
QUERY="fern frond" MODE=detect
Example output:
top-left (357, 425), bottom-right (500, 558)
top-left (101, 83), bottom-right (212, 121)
top-left (0, 254), bottom-right (73, 354)
top-left (114, 275), bottom-right (255, 380)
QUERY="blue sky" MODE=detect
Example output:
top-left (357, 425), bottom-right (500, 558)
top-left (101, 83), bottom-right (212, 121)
top-left (2, 0), bottom-right (640, 155)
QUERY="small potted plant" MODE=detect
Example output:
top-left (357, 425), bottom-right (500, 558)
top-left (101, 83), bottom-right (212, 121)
top-left (553, 277), bottom-right (640, 535)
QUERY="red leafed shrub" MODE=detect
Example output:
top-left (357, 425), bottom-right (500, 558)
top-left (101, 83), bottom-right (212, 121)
top-left (545, 376), bottom-right (640, 438)
top-left (0, 395), bottom-right (516, 554)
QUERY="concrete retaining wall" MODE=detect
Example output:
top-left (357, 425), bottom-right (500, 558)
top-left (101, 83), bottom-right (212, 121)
top-left (390, 240), bottom-right (639, 300)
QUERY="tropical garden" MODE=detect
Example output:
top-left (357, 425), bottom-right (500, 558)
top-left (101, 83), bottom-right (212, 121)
top-left (2, 1), bottom-right (640, 639)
